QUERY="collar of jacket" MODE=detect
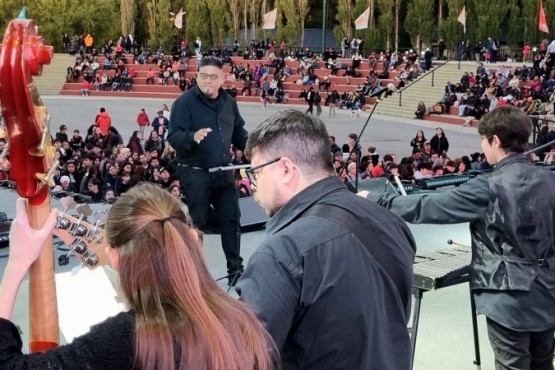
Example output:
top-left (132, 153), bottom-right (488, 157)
top-left (266, 176), bottom-right (346, 235)
top-left (493, 152), bottom-right (528, 170)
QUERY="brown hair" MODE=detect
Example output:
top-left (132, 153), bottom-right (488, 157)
top-left (106, 183), bottom-right (277, 370)
top-left (478, 105), bottom-right (531, 153)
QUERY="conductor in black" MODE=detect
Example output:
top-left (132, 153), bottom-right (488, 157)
top-left (168, 56), bottom-right (248, 285)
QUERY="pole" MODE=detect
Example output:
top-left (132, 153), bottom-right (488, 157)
top-left (321, 0), bottom-right (327, 53)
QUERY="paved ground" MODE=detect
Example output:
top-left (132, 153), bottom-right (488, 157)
top-left (0, 97), bottom-right (500, 369)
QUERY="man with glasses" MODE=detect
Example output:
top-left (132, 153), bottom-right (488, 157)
top-left (168, 56), bottom-right (248, 286)
top-left (237, 110), bottom-right (416, 369)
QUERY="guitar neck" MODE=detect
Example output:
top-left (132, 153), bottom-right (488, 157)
top-left (27, 195), bottom-right (59, 352)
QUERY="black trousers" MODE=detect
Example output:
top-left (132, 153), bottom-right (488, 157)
top-left (177, 167), bottom-right (243, 274)
top-left (486, 317), bottom-right (555, 370)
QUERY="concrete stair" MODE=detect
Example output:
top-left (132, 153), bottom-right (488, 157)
top-left (34, 53), bottom-right (74, 96)
top-left (375, 61), bottom-right (525, 126)
top-left (375, 61), bottom-right (461, 120)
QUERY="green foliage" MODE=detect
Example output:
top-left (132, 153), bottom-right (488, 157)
top-left (521, 0), bottom-right (541, 44)
top-left (468, 0), bottom-right (508, 41)
top-left (206, 0), bottom-right (228, 46)
top-left (504, 0), bottom-right (522, 48)
top-left (0, 0), bottom-right (24, 31)
top-left (404, 0), bottom-right (435, 49)
top-left (376, 0), bottom-right (393, 48)
top-left (276, 0), bottom-right (300, 48)
top-left (333, 0), bottom-right (354, 44)
top-left (185, 0), bottom-right (211, 45)
top-left (25, 0), bottom-right (119, 51)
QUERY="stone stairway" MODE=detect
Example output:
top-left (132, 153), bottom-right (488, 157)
top-left (374, 60), bottom-right (526, 126)
top-left (34, 53), bottom-right (74, 96)
top-left (375, 61), bottom-right (463, 120)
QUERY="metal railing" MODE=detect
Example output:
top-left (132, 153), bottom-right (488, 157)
top-left (397, 51), bottom-right (464, 107)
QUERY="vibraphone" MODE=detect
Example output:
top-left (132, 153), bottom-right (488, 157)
top-left (410, 246), bottom-right (481, 370)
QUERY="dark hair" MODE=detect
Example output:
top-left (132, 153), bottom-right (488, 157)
top-left (383, 154), bottom-right (393, 162)
top-left (100, 107), bottom-right (106, 112)
top-left (348, 133), bottom-right (358, 141)
top-left (477, 106), bottom-right (531, 153)
top-left (417, 162), bottom-right (432, 171)
top-left (199, 56), bottom-right (223, 69)
top-left (245, 110), bottom-right (334, 176)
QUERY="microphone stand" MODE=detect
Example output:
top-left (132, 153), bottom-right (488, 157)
top-left (340, 101), bottom-right (380, 193)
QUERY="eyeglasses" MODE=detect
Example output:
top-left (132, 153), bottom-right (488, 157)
top-left (245, 158), bottom-right (281, 186)
top-left (198, 73), bottom-right (222, 81)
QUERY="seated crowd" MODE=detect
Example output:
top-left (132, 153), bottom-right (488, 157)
top-left (417, 54), bottom-right (555, 127)
top-left (65, 32), bottom-right (427, 109)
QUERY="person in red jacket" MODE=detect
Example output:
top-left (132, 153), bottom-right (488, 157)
top-left (95, 107), bottom-right (112, 135)
top-left (136, 108), bottom-right (150, 139)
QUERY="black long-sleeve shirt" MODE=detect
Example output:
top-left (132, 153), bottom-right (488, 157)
top-left (168, 85), bottom-right (248, 168)
top-left (0, 312), bottom-right (134, 369)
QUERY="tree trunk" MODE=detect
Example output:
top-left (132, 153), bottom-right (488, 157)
top-left (244, 0), bottom-right (248, 44)
top-left (438, 0), bottom-right (443, 37)
top-left (369, 0), bottom-right (375, 28)
top-left (394, 0), bottom-right (399, 52)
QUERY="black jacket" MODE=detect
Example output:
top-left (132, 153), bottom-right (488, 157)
top-left (167, 85), bottom-right (248, 168)
top-left (429, 134), bottom-right (449, 154)
top-left (368, 154), bottom-right (555, 328)
top-left (237, 176), bottom-right (415, 370)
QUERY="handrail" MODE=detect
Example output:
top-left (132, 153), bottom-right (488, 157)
top-left (397, 51), bottom-right (464, 107)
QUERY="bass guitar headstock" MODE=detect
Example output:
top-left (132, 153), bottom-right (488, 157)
top-left (0, 19), bottom-right (54, 205)
top-left (52, 197), bottom-right (111, 272)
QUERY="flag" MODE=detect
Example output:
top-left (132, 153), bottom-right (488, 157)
top-left (539, 0), bottom-right (549, 34)
top-left (262, 8), bottom-right (277, 30)
top-left (354, 7), bottom-right (370, 30)
top-left (174, 8), bottom-right (184, 29)
top-left (458, 5), bottom-right (466, 34)
top-left (17, 6), bottom-right (26, 19)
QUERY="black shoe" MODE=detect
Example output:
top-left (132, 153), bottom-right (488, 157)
top-left (227, 271), bottom-right (243, 287)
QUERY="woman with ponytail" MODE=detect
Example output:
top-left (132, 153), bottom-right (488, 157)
top-left (0, 183), bottom-right (277, 370)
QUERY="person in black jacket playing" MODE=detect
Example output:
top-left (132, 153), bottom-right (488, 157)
top-left (360, 106), bottom-right (555, 370)
top-left (237, 110), bottom-right (415, 370)
top-left (168, 56), bottom-right (248, 286)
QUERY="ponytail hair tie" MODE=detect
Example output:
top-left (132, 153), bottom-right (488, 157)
top-left (160, 217), bottom-right (172, 224)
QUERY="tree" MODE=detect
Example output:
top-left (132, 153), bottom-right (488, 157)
top-left (185, 0), bottom-right (211, 47)
top-left (404, 0), bottom-right (435, 52)
top-left (333, 0), bottom-right (355, 47)
top-left (376, 0), bottom-right (394, 50)
top-left (207, 0), bottom-right (228, 46)
top-left (276, 0), bottom-right (300, 48)
top-left (468, 0), bottom-right (508, 42)
top-left (121, 0), bottom-right (136, 38)
top-left (0, 0), bottom-right (23, 31)
top-left (440, 0), bottom-right (464, 53)
top-left (521, 0), bottom-right (541, 45)
top-left (298, 0), bottom-right (310, 47)
top-left (249, 0), bottom-right (262, 42)
top-left (227, 0), bottom-right (242, 44)
top-left (504, 0), bottom-right (522, 48)
top-left (27, 0), bottom-right (119, 51)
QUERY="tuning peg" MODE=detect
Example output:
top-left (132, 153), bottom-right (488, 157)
top-left (86, 210), bottom-right (107, 243)
top-left (76, 204), bottom-right (92, 217)
top-left (58, 254), bottom-right (70, 266)
top-left (36, 159), bottom-right (59, 188)
top-left (29, 125), bottom-right (49, 157)
top-left (56, 196), bottom-right (78, 229)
